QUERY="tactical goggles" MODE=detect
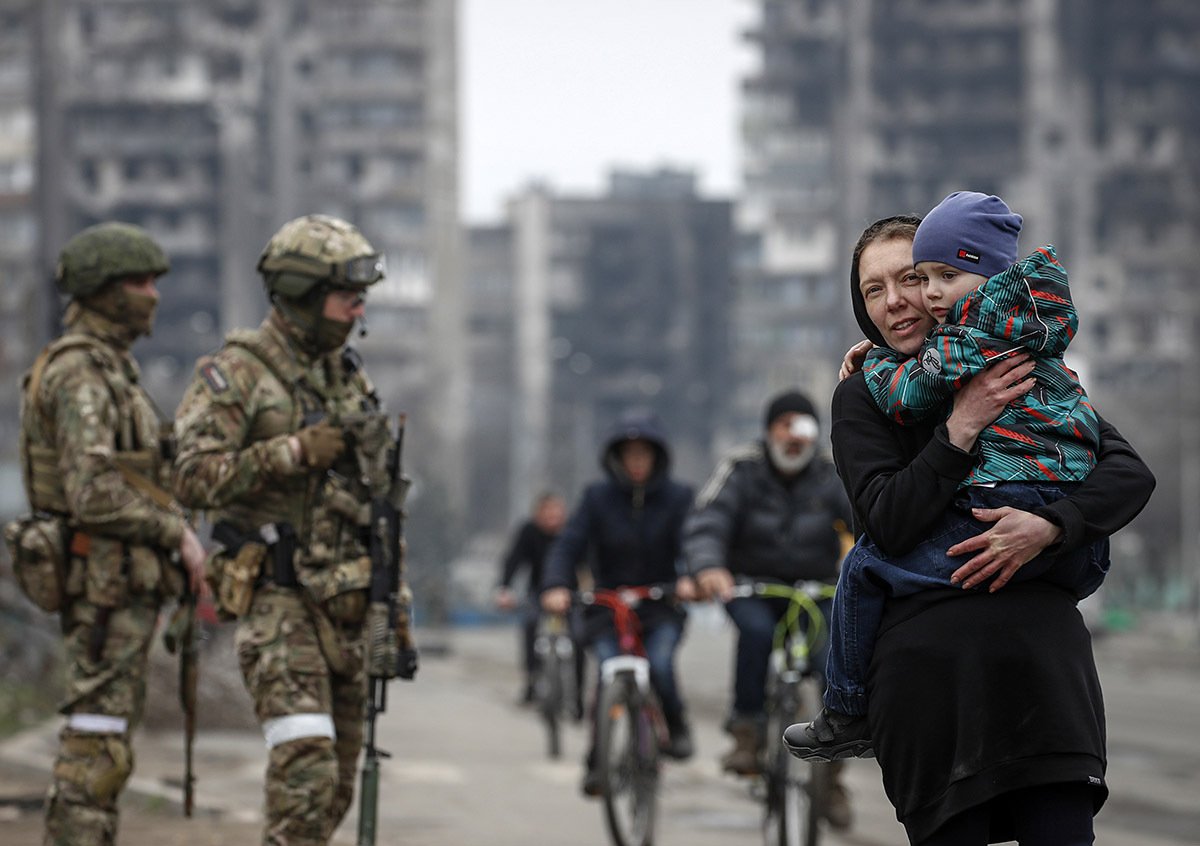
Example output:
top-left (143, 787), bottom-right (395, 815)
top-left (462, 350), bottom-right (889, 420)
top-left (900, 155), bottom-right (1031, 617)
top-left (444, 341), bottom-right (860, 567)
top-left (334, 254), bottom-right (387, 286)
top-left (259, 252), bottom-right (387, 286)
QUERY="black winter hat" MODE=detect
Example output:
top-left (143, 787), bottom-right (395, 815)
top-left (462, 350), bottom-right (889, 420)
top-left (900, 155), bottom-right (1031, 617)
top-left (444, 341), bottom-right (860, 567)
top-left (763, 390), bottom-right (816, 430)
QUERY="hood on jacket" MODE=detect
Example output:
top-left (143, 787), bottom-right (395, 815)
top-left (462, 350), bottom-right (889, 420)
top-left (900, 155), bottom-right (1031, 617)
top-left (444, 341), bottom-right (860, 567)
top-left (600, 410), bottom-right (672, 489)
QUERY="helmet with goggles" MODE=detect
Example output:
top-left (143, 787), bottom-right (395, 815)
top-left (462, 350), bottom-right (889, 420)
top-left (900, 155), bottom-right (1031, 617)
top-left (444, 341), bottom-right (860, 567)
top-left (257, 214), bottom-right (385, 299)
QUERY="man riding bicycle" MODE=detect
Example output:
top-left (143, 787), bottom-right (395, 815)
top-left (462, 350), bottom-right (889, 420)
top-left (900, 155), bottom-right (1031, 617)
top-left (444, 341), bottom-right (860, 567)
top-left (541, 411), bottom-right (697, 798)
top-left (684, 390), bottom-right (855, 830)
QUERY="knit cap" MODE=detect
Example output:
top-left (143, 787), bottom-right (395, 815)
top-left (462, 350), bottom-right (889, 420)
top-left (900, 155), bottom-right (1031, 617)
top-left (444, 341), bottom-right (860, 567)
top-left (912, 192), bottom-right (1023, 279)
top-left (763, 390), bottom-right (816, 430)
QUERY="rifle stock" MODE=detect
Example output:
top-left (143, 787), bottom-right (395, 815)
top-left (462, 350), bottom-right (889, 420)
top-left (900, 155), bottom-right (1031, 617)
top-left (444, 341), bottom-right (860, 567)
top-left (164, 585), bottom-right (198, 817)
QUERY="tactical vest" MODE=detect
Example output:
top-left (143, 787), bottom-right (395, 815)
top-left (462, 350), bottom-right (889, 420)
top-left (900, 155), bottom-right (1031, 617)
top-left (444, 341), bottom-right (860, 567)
top-left (220, 328), bottom-right (383, 608)
top-left (11, 332), bottom-right (178, 609)
top-left (20, 333), bottom-right (171, 515)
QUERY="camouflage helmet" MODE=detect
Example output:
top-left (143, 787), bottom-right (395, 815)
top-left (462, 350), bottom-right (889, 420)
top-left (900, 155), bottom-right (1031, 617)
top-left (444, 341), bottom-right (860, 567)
top-left (257, 214), bottom-right (385, 299)
top-left (55, 222), bottom-right (170, 298)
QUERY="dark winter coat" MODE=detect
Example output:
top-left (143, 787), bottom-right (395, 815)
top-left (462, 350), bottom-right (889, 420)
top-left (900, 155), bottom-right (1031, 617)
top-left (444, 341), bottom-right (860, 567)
top-left (832, 371), bottom-right (1155, 840)
top-left (541, 414), bottom-right (694, 594)
top-left (497, 520), bottom-right (556, 598)
top-left (683, 442), bottom-right (852, 583)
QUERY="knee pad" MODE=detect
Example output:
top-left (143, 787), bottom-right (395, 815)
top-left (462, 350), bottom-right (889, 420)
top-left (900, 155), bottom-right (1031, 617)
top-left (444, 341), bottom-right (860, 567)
top-left (55, 732), bottom-right (133, 806)
top-left (267, 735), bottom-right (338, 825)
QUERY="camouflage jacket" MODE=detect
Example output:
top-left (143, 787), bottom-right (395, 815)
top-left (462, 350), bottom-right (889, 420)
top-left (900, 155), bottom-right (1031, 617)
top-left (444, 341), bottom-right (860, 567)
top-left (173, 309), bottom-right (381, 601)
top-left (19, 307), bottom-right (187, 554)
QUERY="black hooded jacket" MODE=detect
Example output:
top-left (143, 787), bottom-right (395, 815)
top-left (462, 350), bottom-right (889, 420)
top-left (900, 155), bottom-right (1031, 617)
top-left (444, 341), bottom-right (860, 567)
top-left (541, 413), bottom-right (694, 593)
top-left (683, 441), bottom-right (852, 583)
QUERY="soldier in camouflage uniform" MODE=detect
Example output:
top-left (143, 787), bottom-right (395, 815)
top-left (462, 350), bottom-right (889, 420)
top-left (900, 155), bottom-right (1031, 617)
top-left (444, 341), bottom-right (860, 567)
top-left (173, 214), bottom-right (404, 846)
top-left (16, 222), bottom-right (209, 846)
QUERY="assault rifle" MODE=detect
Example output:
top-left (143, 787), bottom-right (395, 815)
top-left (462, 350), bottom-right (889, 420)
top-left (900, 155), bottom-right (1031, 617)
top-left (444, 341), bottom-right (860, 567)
top-left (163, 576), bottom-right (198, 817)
top-left (357, 413), bottom-right (417, 846)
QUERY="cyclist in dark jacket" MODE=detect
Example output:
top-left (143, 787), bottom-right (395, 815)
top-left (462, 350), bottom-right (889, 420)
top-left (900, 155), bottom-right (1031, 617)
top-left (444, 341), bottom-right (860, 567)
top-left (495, 492), bottom-right (575, 706)
top-left (685, 389), bottom-right (855, 829)
top-left (541, 411), bottom-right (696, 797)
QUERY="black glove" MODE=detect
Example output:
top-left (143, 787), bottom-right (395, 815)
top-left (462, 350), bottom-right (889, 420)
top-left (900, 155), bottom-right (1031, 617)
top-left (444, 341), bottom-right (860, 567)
top-left (397, 648), bottom-right (419, 681)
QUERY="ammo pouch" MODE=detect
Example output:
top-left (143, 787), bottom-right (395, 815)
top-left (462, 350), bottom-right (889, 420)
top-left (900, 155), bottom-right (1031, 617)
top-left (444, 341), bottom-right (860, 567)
top-left (207, 542), bottom-right (266, 621)
top-left (303, 556), bottom-right (372, 626)
top-left (210, 520), bottom-right (299, 620)
top-left (4, 514), bottom-right (70, 613)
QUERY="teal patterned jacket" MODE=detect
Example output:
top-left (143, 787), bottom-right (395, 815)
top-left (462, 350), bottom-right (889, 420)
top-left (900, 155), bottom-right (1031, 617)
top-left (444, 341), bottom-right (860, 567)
top-left (863, 246), bottom-right (1099, 486)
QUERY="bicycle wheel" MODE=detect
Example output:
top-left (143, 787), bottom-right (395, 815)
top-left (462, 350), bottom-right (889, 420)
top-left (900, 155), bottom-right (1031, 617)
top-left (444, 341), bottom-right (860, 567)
top-left (762, 673), bottom-right (819, 846)
top-left (596, 675), bottom-right (658, 846)
top-left (537, 647), bottom-right (563, 759)
top-left (805, 757), bottom-right (833, 846)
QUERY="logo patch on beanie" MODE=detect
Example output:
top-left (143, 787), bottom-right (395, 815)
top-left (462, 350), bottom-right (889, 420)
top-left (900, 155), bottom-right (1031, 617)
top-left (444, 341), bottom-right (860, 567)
top-left (957, 248), bottom-right (981, 265)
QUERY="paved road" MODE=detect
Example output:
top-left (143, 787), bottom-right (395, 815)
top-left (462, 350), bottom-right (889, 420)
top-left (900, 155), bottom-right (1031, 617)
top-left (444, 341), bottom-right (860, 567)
top-left (2, 610), bottom-right (1198, 845)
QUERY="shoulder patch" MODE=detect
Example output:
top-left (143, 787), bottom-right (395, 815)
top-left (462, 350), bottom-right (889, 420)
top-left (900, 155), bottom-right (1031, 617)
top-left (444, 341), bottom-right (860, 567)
top-left (200, 362), bottom-right (231, 394)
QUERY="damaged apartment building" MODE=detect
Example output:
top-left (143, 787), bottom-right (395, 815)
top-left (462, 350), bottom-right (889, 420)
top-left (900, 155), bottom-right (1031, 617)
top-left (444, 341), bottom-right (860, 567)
top-left (31, 0), bottom-right (465, 506)
top-left (738, 0), bottom-right (1199, 581)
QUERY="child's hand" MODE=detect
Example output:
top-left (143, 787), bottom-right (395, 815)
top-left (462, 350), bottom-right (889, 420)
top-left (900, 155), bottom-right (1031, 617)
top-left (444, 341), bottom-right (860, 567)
top-left (946, 507), bottom-right (1063, 591)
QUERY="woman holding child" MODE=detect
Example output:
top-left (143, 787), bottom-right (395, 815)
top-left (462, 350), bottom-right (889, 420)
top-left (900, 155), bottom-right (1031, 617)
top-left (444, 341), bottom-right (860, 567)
top-left (790, 205), bottom-right (1154, 844)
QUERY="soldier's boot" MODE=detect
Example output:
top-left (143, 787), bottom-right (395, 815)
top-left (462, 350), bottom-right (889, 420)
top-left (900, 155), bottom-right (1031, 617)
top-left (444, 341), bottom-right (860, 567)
top-left (720, 717), bottom-right (764, 776)
top-left (44, 730), bottom-right (131, 846)
top-left (265, 735), bottom-right (338, 846)
top-left (823, 759), bottom-right (854, 831)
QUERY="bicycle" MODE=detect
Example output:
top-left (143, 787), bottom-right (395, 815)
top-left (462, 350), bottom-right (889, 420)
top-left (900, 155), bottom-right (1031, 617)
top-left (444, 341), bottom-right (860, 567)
top-left (532, 611), bottom-right (579, 759)
top-left (580, 583), bottom-right (676, 846)
top-left (728, 579), bottom-right (837, 846)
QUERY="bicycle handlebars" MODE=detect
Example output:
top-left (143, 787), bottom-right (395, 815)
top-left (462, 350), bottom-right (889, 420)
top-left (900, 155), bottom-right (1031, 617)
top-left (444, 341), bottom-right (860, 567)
top-left (727, 578), bottom-right (837, 602)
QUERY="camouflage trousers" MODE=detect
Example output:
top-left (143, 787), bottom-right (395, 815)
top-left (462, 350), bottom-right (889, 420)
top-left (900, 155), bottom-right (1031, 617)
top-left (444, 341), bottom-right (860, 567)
top-left (45, 594), bottom-right (161, 846)
top-left (237, 586), bottom-right (366, 846)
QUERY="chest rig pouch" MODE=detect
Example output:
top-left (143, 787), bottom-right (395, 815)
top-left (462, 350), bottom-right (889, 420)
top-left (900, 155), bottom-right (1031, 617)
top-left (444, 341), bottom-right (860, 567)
top-left (220, 333), bottom-right (380, 625)
top-left (6, 336), bottom-right (176, 612)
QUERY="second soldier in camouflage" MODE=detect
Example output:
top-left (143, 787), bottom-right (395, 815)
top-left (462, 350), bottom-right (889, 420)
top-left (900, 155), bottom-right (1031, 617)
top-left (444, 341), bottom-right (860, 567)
top-left (14, 222), bottom-right (209, 846)
top-left (173, 214), bottom-right (403, 846)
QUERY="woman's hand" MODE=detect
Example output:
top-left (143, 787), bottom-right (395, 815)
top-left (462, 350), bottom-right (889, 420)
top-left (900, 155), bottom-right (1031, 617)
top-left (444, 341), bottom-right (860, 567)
top-left (946, 507), bottom-right (1063, 592)
top-left (945, 354), bottom-right (1036, 450)
top-left (839, 339), bottom-right (875, 382)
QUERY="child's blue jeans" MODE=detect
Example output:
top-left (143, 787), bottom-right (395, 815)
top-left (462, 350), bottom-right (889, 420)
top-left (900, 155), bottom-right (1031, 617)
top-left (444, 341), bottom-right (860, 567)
top-left (823, 481), bottom-right (1110, 717)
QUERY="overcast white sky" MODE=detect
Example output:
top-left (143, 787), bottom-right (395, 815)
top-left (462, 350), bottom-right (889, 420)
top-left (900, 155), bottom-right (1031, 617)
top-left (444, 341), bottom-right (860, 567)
top-left (461, 0), bottom-right (754, 223)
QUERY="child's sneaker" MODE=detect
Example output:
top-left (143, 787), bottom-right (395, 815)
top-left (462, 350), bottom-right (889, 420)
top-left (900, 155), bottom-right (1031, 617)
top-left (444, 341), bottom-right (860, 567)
top-left (783, 708), bottom-right (874, 761)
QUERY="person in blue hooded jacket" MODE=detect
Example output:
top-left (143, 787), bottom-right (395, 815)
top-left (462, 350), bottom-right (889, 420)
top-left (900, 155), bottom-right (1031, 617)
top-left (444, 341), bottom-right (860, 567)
top-left (541, 410), bottom-right (697, 797)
